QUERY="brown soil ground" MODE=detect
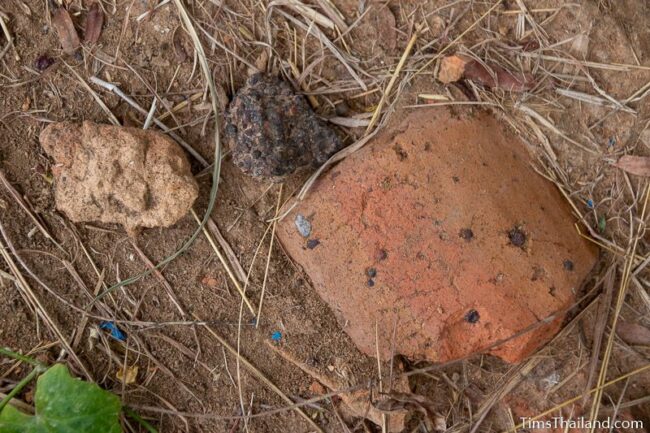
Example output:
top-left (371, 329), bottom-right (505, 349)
top-left (0, 1), bottom-right (649, 432)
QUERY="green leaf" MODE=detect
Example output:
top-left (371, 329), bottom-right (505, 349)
top-left (598, 215), bottom-right (606, 233)
top-left (0, 364), bottom-right (122, 433)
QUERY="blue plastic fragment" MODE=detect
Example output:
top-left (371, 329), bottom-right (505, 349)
top-left (99, 321), bottom-right (127, 341)
top-left (271, 331), bottom-right (282, 341)
top-left (586, 199), bottom-right (594, 209)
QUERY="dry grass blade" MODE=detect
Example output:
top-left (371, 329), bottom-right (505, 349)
top-left (519, 52), bottom-right (650, 71)
top-left (366, 25), bottom-right (421, 133)
top-left (255, 184), bottom-right (282, 326)
top-left (273, 9), bottom-right (367, 91)
top-left (191, 209), bottom-right (256, 316)
top-left (516, 104), bottom-right (599, 155)
top-left (65, 63), bottom-right (120, 126)
top-left (206, 217), bottom-right (248, 284)
top-left (328, 116), bottom-right (370, 127)
top-left (0, 12), bottom-right (19, 61)
top-left (556, 88), bottom-right (635, 113)
top-left (314, 0), bottom-right (348, 31)
top-left (269, 0), bottom-right (335, 30)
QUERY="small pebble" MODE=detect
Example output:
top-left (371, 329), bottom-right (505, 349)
top-left (464, 309), bottom-right (480, 324)
top-left (309, 381), bottom-right (326, 395)
top-left (508, 227), bottom-right (526, 248)
top-left (335, 101), bottom-right (350, 116)
top-left (367, 279), bottom-right (375, 287)
top-left (563, 259), bottom-right (574, 271)
top-left (306, 239), bottom-right (320, 249)
top-left (459, 228), bottom-right (474, 241)
top-left (607, 137), bottom-right (616, 147)
top-left (294, 214), bottom-right (311, 237)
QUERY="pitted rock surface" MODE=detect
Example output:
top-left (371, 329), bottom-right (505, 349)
top-left (224, 73), bottom-right (342, 181)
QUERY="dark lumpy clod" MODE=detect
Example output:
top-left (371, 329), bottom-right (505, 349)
top-left (508, 227), bottom-right (526, 248)
top-left (224, 73), bottom-right (343, 181)
top-left (459, 228), bottom-right (474, 241)
top-left (35, 54), bottom-right (55, 71)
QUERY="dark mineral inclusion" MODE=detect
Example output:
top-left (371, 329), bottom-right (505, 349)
top-left (224, 73), bottom-right (343, 181)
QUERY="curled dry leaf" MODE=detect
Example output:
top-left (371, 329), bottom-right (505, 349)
top-left (616, 322), bottom-right (650, 346)
top-left (437, 55), bottom-right (535, 92)
top-left (614, 155), bottom-right (650, 177)
top-left (52, 7), bottom-right (80, 55)
top-left (84, 2), bottom-right (104, 45)
top-left (116, 365), bottom-right (139, 384)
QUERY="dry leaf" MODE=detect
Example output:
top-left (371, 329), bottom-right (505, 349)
top-left (116, 365), bottom-right (139, 384)
top-left (614, 155), bottom-right (650, 177)
top-left (616, 322), bottom-right (650, 346)
top-left (437, 55), bottom-right (469, 83)
top-left (463, 61), bottom-right (535, 92)
top-left (84, 2), bottom-right (104, 45)
top-left (437, 55), bottom-right (535, 92)
top-left (52, 7), bottom-right (80, 55)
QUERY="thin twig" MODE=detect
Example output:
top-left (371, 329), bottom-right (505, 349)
top-left (255, 184), bottom-right (282, 326)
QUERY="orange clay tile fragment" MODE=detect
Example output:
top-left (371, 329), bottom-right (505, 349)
top-left (277, 108), bottom-right (597, 364)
